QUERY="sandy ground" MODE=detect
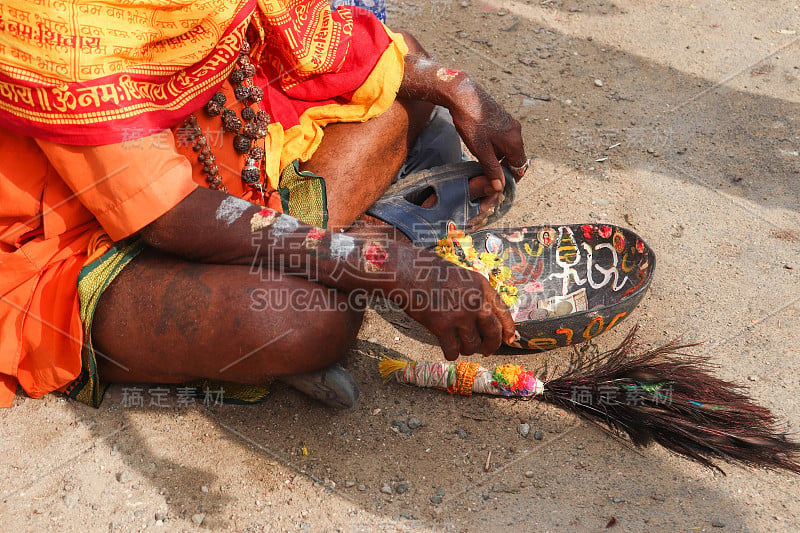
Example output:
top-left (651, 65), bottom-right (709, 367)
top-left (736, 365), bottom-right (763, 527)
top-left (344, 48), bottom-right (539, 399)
top-left (2, 1), bottom-right (799, 531)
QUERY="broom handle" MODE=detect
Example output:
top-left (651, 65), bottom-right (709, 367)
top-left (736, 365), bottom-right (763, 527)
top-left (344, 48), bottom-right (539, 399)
top-left (386, 360), bottom-right (544, 397)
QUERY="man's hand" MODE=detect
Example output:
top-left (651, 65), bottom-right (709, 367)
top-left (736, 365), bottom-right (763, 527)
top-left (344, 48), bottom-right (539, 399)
top-left (447, 78), bottom-right (527, 192)
top-left (391, 246), bottom-right (516, 360)
top-left (397, 42), bottom-right (527, 192)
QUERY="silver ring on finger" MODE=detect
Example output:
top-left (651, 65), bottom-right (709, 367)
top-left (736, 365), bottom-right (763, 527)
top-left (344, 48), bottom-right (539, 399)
top-left (507, 157), bottom-right (530, 179)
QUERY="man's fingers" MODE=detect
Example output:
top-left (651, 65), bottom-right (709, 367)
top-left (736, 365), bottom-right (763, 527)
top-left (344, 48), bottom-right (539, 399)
top-left (457, 325), bottom-right (482, 356)
top-left (439, 329), bottom-right (460, 361)
top-left (477, 156), bottom-right (505, 192)
top-left (498, 124), bottom-right (528, 181)
top-left (490, 291), bottom-right (517, 345)
top-left (476, 310), bottom-right (502, 356)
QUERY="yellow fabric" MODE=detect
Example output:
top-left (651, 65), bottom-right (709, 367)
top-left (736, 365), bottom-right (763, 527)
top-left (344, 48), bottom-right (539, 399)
top-left (262, 29), bottom-right (409, 189)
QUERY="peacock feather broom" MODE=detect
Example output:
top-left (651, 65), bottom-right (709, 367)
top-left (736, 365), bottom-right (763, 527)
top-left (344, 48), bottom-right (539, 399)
top-left (378, 326), bottom-right (800, 474)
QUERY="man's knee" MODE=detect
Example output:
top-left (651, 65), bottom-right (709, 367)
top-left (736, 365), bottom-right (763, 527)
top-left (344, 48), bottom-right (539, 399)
top-left (248, 290), bottom-right (364, 376)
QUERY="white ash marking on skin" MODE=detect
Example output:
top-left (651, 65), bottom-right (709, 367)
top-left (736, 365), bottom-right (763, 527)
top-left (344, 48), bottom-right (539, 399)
top-left (215, 196), bottom-right (252, 226)
top-left (330, 233), bottom-right (356, 260)
top-left (271, 214), bottom-right (300, 237)
top-left (414, 56), bottom-right (436, 70)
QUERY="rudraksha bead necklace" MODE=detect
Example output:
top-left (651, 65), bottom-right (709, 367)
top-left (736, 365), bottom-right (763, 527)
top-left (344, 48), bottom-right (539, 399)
top-left (181, 40), bottom-right (271, 196)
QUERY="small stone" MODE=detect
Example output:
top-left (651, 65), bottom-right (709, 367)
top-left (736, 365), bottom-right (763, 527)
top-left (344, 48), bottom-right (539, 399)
top-left (391, 420), bottom-right (412, 436)
top-left (63, 492), bottom-right (78, 508)
top-left (155, 520), bottom-right (163, 527)
top-left (748, 375), bottom-right (759, 382)
top-left (594, 79), bottom-right (604, 87)
top-left (454, 428), bottom-right (468, 439)
top-left (429, 496), bottom-right (443, 505)
top-left (564, 99), bottom-right (573, 105)
top-left (436, 488), bottom-right (446, 497)
top-left (344, 481), bottom-right (356, 488)
top-left (380, 484), bottom-right (393, 495)
top-left (110, 444), bottom-right (119, 456)
top-left (395, 484), bottom-right (408, 494)
top-left (611, 497), bottom-right (626, 503)
top-left (191, 513), bottom-right (205, 525)
top-left (524, 471), bottom-right (535, 478)
top-left (116, 471), bottom-right (132, 484)
top-left (646, 147), bottom-right (655, 154)
top-left (533, 430), bottom-right (544, 441)
top-left (518, 423), bottom-right (530, 437)
top-left (201, 485), bottom-right (209, 493)
top-left (154, 512), bottom-right (167, 521)
top-left (357, 484), bottom-right (367, 492)
top-left (407, 417), bottom-right (422, 430)
top-left (133, 509), bottom-right (145, 518)
top-left (712, 519), bottom-right (726, 528)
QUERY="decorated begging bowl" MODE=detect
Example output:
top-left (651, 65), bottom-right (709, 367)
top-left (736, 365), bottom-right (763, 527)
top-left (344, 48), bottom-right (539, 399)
top-left (467, 224), bottom-right (655, 352)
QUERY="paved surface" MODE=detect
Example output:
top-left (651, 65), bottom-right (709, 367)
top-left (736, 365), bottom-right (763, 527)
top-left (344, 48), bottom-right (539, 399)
top-left (2, 1), bottom-right (798, 531)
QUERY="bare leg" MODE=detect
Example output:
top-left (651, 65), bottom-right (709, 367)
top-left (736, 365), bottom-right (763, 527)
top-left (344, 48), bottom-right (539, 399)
top-left (93, 248), bottom-right (363, 384)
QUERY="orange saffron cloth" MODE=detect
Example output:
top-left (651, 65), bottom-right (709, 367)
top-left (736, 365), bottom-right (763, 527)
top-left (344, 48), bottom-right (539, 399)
top-left (0, 0), bottom-right (408, 407)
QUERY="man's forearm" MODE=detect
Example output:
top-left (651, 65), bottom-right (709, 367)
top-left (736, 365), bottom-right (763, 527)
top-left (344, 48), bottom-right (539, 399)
top-left (398, 52), bottom-right (468, 108)
top-left (139, 187), bottom-right (430, 299)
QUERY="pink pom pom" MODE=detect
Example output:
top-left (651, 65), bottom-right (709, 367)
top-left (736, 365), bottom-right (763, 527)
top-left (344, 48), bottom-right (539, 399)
top-left (517, 372), bottom-right (539, 394)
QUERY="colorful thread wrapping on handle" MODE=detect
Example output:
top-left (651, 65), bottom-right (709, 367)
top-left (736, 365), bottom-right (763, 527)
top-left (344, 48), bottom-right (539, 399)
top-left (379, 359), bottom-right (544, 398)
